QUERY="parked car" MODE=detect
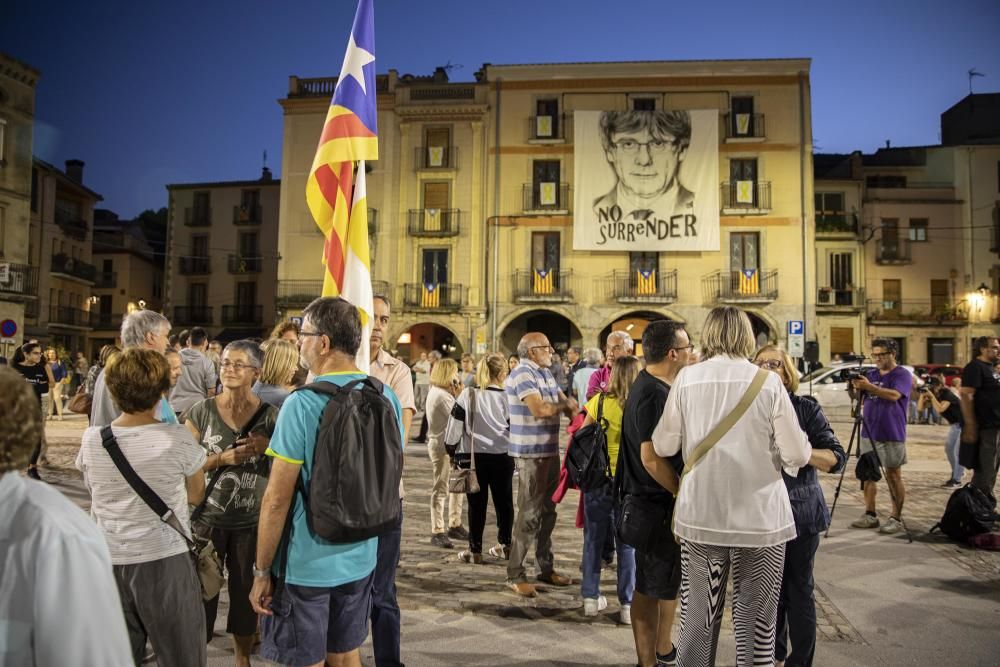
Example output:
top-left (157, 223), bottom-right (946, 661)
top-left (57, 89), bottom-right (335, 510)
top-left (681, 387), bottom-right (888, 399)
top-left (912, 364), bottom-right (962, 387)
top-left (797, 362), bottom-right (917, 417)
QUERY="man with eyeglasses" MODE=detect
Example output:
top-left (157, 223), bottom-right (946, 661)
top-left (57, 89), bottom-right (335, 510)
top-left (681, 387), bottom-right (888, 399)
top-left (848, 338), bottom-right (911, 535)
top-left (586, 331), bottom-right (636, 400)
top-left (505, 332), bottom-right (579, 597)
top-left (593, 110), bottom-right (694, 224)
top-left (960, 336), bottom-right (1000, 503)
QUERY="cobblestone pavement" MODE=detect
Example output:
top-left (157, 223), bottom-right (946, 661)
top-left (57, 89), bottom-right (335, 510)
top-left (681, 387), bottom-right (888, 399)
top-left (35, 413), bottom-right (1000, 664)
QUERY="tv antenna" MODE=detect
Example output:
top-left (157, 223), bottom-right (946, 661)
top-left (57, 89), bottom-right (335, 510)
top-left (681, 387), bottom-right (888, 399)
top-left (968, 68), bottom-right (985, 94)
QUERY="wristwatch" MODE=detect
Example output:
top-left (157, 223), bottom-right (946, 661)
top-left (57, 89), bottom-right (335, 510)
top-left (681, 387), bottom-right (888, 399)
top-left (252, 563), bottom-right (270, 578)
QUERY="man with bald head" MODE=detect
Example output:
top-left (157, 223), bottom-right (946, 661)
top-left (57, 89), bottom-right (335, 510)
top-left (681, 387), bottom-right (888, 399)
top-left (505, 332), bottom-right (579, 597)
top-left (586, 331), bottom-right (635, 399)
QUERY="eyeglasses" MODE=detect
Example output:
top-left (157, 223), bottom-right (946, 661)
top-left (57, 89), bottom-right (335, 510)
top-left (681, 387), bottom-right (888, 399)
top-left (220, 361), bottom-right (258, 371)
top-left (612, 138), bottom-right (677, 154)
top-left (529, 345), bottom-right (554, 353)
top-left (871, 352), bottom-right (892, 359)
top-left (298, 331), bottom-right (325, 340)
top-left (671, 344), bottom-right (695, 353)
top-left (755, 359), bottom-right (783, 371)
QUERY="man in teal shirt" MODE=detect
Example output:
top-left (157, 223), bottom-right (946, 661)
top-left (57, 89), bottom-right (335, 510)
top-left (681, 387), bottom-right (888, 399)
top-left (251, 297), bottom-right (404, 667)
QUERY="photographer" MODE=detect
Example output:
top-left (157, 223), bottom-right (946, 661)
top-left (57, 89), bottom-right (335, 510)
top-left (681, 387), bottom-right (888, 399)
top-left (919, 376), bottom-right (965, 488)
top-left (960, 336), bottom-right (1000, 503)
top-left (848, 339), bottom-right (910, 535)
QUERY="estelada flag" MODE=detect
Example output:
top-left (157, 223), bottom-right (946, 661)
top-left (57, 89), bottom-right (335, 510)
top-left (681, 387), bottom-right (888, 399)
top-left (305, 0), bottom-right (378, 367)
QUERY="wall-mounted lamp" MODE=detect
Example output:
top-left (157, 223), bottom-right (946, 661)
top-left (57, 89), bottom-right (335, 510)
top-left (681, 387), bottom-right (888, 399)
top-left (138, 299), bottom-right (146, 309)
top-left (397, 332), bottom-right (412, 344)
top-left (88, 295), bottom-right (99, 305)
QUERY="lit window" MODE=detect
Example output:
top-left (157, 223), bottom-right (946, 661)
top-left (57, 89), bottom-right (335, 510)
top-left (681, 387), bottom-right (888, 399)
top-left (908, 219), bottom-right (928, 242)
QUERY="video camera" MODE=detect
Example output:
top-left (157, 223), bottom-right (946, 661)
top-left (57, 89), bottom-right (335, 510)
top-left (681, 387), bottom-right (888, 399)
top-left (918, 376), bottom-right (942, 393)
top-left (843, 368), bottom-right (866, 382)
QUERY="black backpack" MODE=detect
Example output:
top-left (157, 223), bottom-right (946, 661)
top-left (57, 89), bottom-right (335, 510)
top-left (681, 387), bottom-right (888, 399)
top-left (294, 377), bottom-right (403, 543)
top-left (566, 393), bottom-right (612, 492)
top-left (930, 484), bottom-right (996, 543)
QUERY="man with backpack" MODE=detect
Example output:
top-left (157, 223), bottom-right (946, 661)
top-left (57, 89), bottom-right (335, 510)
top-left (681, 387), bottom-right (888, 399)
top-left (961, 336), bottom-right (1000, 503)
top-left (250, 297), bottom-right (405, 667)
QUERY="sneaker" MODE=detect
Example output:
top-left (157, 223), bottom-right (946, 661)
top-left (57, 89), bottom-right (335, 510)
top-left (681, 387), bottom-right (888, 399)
top-left (456, 550), bottom-right (483, 564)
top-left (583, 596), bottom-right (608, 617)
top-left (655, 645), bottom-right (677, 666)
top-left (488, 543), bottom-right (510, 560)
top-left (850, 513), bottom-right (880, 529)
top-left (507, 580), bottom-right (537, 598)
top-left (447, 525), bottom-right (470, 540)
top-left (620, 604), bottom-right (631, 625)
top-left (430, 533), bottom-right (453, 549)
top-left (879, 517), bottom-right (903, 534)
top-left (941, 478), bottom-right (962, 489)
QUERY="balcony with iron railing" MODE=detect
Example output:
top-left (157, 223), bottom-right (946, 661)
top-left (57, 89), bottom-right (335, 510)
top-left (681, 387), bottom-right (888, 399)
top-left (527, 114), bottom-right (569, 142)
top-left (721, 181), bottom-right (772, 214)
top-left (407, 209), bottom-right (460, 237)
top-left (233, 204), bottom-right (262, 225)
top-left (50, 253), bottom-right (97, 283)
top-left (222, 305), bottom-right (264, 325)
top-left (874, 238), bottom-right (912, 264)
top-left (178, 256), bottom-right (212, 275)
top-left (703, 269), bottom-right (779, 303)
top-left (184, 207), bottom-right (211, 227)
top-left (91, 311), bottom-right (119, 330)
top-left (513, 269), bottom-right (573, 303)
top-left (612, 269), bottom-right (678, 304)
top-left (522, 183), bottom-right (570, 214)
top-left (866, 299), bottom-right (967, 326)
top-left (0, 263), bottom-right (39, 300)
top-left (173, 306), bottom-right (213, 326)
top-left (414, 146), bottom-right (458, 170)
top-left (817, 287), bottom-right (864, 311)
top-left (93, 272), bottom-right (118, 288)
top-left (722, 112), bottom-right (766, 141)
top-left (402, 283), bottom-right (463, 311)
top-left (49, 306), bottom-right (94, 328)
top-left (276, 280), bottom-right (322, 308)
top-left (816, 212), bottom-right (860, 235)
top-left (407, 86), bottom-right (475, 102)
top-left (55, 211), bottom-right (89, 241)
top-left (227, 255), bottom-right (262, 274)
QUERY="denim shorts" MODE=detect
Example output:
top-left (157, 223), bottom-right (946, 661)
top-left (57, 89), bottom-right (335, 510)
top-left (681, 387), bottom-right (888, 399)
top-left (260, 572), bottom-right (374, 664)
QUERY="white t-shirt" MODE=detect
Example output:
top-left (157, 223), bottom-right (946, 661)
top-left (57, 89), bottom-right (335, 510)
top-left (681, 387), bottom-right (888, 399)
top-left (0, 472), bottom-right (133, 666)
top-left (76, 422), bottom-right (207, 565)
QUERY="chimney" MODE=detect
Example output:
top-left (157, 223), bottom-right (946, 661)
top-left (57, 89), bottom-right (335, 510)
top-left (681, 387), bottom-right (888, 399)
top-left (65, 159), bottom-right (85, 183)
top-left (885, 140), bottom-right (891, 149)
top-left (261, 166), bottom-right (273, 182)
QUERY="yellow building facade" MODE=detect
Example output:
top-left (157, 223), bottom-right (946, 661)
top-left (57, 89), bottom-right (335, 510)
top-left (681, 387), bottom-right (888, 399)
top-left (277, 59), bottom-right (817, 358)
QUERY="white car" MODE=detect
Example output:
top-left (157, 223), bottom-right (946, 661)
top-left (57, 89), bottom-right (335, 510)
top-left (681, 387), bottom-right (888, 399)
top-left (796, 363), bottom-right (918, 418)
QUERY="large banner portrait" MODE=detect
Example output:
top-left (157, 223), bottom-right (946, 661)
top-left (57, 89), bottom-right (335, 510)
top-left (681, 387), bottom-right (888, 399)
top-left (573, 109), bottom-right (719, 251)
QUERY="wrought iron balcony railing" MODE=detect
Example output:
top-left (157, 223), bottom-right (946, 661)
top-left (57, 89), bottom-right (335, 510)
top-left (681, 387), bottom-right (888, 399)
top-left (513, 269), bottom-right (573, 302)
top-left (0, 263), bottom-right (38, 299)
top-left (233, 205), bottom-right (262, 225)
top-left (222, 305), bottom-right (264, 325)
top-left (522, 183), bottom-right (570, 213)
top-left (722, 112), bottom-right (766, 140)
top-left (227, 255), bottom-right (262, 274)
top-left (703, 269), bottom-right (779, 303)
top-left (720, 181), bottom-right (772, 212)
top-left (414, 146), bottom-right (458, 169)
top-left (184, 207), bottom-right (211, 227)
top-left (867, 299), bottom-right (967, 325)
top-left (875, 238), bottom-right (912, 264)
top-left (173, 306), bottom-right (213, 326)
top-left (612, 269), bottom-right (678, 304)
top-left (50, 253), bottom-right (97, 282)
top-left (402, 283), bottom-right (463, 311)
top-left (49, 306), bottom-right (94, 328)
top-left (817, 287), bottom-right (864, 310)
top-left (407, 209), bottom-right (460, 237)
top-left (178, 256), bottom-right (212, 275)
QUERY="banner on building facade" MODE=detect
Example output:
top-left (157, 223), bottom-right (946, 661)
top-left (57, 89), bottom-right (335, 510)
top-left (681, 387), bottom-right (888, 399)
top-left (573, 109), bottom-right (719, 251)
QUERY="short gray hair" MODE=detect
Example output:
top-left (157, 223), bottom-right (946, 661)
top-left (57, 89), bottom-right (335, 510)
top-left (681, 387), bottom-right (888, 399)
top-left (373, 293), bottom-right (391, 309)
top-left (700, 306), bottom-right (756, 360)
top-left (607, 331), bottom-right (634, 351)
top-left (223, 339), bottom-right (263, 368)
top-left (302, 297), bottom-right (362, 357)
top-left (583, 347), bottom-right (602, 365)
top-left (120, 310), bottom-right (170, 349)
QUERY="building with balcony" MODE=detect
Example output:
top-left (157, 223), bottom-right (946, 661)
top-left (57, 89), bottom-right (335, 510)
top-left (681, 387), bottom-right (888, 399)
top-left (88, 210), bottom-right (165, 351)
top-left (27, 157), bottom-right (102, 354)
top-left (0, 53), bottom-right (40, 350)
top-left (277, 59), bottom-right (816, 359)
top-left (165, 168), bottom-right (279, 341)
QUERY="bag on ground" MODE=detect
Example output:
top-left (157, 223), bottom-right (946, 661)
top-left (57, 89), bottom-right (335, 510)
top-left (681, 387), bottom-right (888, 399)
top-left (930, 483), bottom-right (996, 543)
top-left (295, 378), bottom-right (403, 543)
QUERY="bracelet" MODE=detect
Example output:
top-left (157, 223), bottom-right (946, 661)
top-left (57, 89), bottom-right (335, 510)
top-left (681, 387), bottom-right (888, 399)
top-left (252, 563), bottom-right (270, 578)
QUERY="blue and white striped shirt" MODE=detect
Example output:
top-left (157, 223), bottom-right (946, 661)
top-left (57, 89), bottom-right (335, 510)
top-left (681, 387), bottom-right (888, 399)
top-left (506, 359), bottom-right (561, 458)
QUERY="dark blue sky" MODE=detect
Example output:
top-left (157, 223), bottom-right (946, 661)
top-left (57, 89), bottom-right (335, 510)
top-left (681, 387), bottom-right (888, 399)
top-left (4, 0), bottom-right (999, 218)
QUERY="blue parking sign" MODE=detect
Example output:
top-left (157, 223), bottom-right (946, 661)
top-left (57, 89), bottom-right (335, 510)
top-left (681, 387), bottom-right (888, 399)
top-left (788, 320), bottom-right (804, 335)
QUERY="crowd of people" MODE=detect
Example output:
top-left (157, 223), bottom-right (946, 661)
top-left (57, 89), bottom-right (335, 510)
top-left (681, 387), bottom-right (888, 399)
top-left (4, 298), bottom-right (1000, 667)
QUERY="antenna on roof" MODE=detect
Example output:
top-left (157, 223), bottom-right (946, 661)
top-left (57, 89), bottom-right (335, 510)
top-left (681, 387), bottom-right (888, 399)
top-left (263, 150), bottom-right (268, 169)
top-left (968, 68), bottom-right (985, 95)
top-left (441, 61), bottom-right (463, 73)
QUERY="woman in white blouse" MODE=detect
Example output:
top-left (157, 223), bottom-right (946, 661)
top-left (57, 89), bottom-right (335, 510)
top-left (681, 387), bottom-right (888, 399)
top-left (651, 306), bottom-right (810, 667)
top-left (426, 357), bottom-right (466, 548)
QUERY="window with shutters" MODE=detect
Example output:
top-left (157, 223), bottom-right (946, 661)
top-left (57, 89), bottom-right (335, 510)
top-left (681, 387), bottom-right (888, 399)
top-left (422, 127), bottom-right (451, 168)
top-left (530, 160), bottom-right (561, 210)
top-left (908, 218), bottom-right (928, 242)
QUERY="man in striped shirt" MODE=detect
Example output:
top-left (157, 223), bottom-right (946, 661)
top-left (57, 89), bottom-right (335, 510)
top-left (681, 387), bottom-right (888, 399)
top-left (505, 332), bottom-right (579, 597)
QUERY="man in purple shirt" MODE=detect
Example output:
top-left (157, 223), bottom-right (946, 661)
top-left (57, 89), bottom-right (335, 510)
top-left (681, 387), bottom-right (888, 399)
top-left (586, 331), bottom-right (634, 400)
top-left (848, 338), bottom-right (910, 535)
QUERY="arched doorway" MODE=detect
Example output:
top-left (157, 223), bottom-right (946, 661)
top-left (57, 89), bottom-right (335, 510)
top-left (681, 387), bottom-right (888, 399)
top-left (394, 322), bottom-right (464, 362)
top-left (499, 309), bottom-right (582, 356)
top-left (745, 311), bottom-right (773, 347)
top-left (598, 310), bottom-right (679, 358)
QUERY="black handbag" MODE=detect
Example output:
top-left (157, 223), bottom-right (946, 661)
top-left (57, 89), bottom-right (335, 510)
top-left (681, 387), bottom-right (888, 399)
top-left (616, 493), bottom-right (674, 558)
top-left (566, 393), bottom-right (612, 492)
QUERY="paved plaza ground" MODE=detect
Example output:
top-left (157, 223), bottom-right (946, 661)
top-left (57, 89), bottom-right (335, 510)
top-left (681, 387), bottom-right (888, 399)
top-left (35, 411), bottom-right (1000, 666)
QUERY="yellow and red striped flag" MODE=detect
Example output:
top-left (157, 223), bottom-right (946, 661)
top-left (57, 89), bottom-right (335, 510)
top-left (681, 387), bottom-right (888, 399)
top-left (306, 0), bottom-right (378, 367)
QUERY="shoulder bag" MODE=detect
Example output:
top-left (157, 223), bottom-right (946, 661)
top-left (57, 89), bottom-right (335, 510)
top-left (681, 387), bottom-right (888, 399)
top-left (99, 426), bottom-right (225, 601)
top-left (449, 388), bottom-right (481, 494)
top-left (67, 385), bottom-right (93, 416)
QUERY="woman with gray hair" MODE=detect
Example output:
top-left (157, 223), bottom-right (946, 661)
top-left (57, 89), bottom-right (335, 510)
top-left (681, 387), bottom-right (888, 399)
top-left (651, 306), bottom-right (811, 667)
top-left (184, 339), bottom-right (278, 665)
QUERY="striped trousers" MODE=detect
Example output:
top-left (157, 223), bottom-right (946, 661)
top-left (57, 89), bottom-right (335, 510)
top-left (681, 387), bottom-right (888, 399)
top-left (677, 541), bottom-right (786, 667)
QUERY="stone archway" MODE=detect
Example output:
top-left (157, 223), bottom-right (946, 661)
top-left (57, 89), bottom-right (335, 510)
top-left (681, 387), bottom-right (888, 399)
top-left (598, 309), bottom-right (682, 357)
top-left (744, 310), bottom-right (776, 347)
top-left (392, 321), bottom-right (464, 363)
top-left (498, 308), bottom-right (583, 356)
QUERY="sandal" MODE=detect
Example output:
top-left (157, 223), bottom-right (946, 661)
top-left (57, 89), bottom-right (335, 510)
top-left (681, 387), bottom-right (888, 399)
top-left (457, 550), bottom-right (483, 564)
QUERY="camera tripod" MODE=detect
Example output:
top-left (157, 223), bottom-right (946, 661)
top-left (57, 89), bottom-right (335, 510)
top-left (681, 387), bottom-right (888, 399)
top-left (826, 389), bottom-right (914, 543)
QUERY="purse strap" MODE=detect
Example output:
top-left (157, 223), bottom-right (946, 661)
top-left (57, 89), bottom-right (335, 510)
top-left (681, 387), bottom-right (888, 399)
top-left (683, 368), bottom-right (769, 472)
top-left (99, 426), bottom-right (196, 550)
top-left (467, 388), bottom-right (476, 471)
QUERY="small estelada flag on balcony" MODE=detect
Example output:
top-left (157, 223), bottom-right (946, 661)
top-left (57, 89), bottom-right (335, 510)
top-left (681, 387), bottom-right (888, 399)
top-left (636, 269), bottom-right (656, 295)
top-left (421, 283), bottom-right (440, 308)
top-left (533, 269), bottom-right (554, 295)
top-left (738, 268), bottom-right (759, 295)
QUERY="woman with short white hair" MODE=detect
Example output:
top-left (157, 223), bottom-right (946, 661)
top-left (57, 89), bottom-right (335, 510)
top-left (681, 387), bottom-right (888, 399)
top-left (651, 306), bottom-right (811, 667)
